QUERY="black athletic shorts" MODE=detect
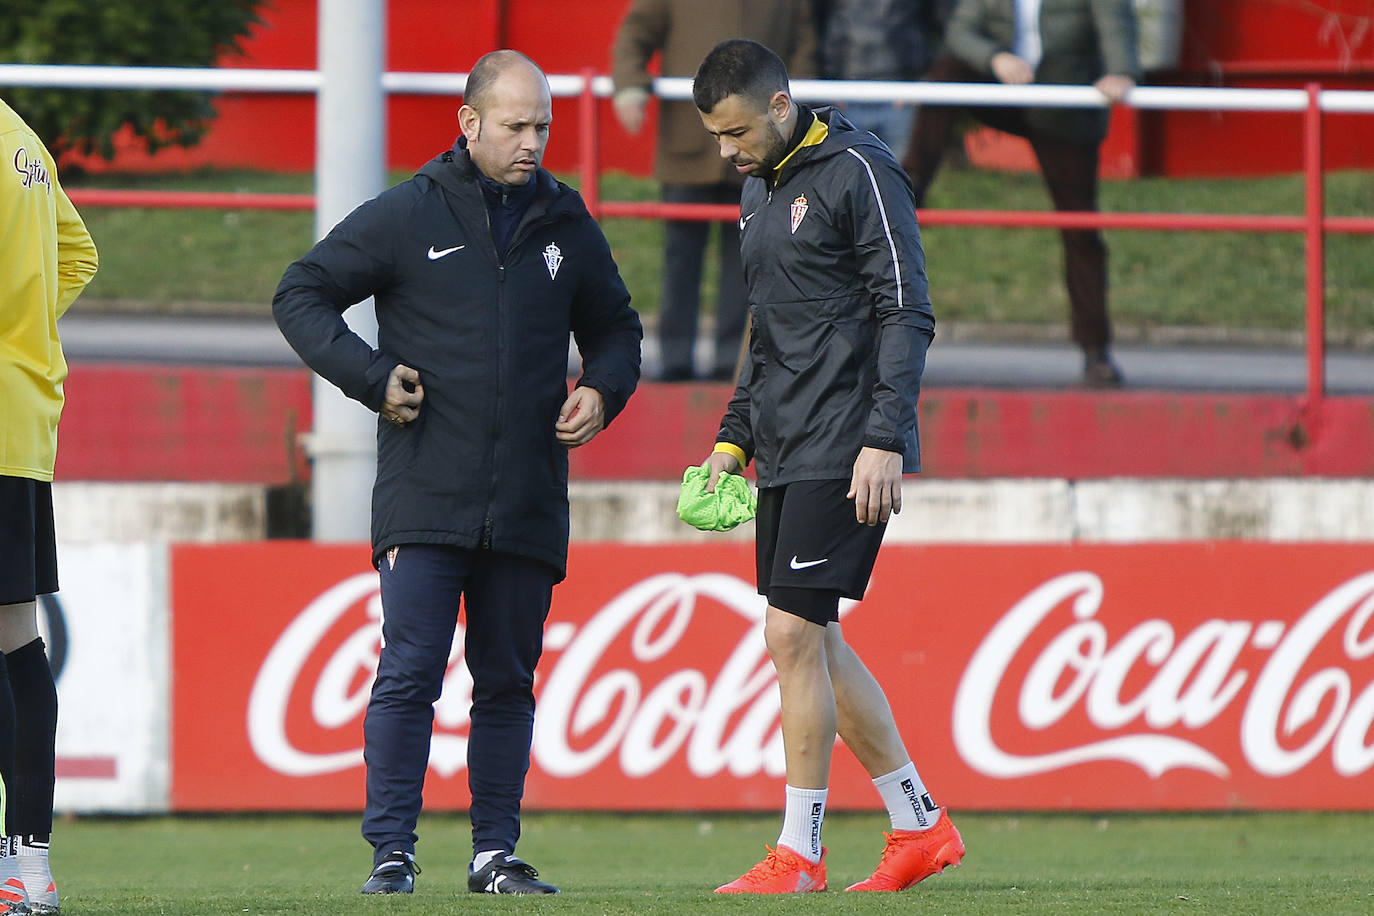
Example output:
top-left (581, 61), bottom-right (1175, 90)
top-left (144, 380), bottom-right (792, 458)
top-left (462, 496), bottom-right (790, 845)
top-left (755, 478), bottom-right (886, 626)
top-left (0, 476), bottom-right (58, 605)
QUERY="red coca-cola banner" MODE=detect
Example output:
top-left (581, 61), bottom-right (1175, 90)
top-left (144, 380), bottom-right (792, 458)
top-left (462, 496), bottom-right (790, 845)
top-left (170, 542), bottom-right (1374, 811)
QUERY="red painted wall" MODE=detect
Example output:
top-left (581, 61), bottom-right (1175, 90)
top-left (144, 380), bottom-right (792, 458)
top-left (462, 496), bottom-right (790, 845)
top-left (52, 367), bottom-right (1374, 484)
top-left (57, 365), bottom-right (312, 484)
top-left (71, 0), bottom-right (1374, 178)
top-left (1142, 0), bottom-right (1374, 176)
top-left (1180, 0), bottom-right (1374, 73)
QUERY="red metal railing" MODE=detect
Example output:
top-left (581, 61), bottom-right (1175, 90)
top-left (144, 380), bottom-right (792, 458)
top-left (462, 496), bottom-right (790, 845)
top-left (64, 78), bottom-right (1374, 407)
top-left (592, 189), bottom-right (1374, 406)
top-left (66, 189), bottom-right (316, 211)
top-left (576, 79), bottom-right (1374, 411)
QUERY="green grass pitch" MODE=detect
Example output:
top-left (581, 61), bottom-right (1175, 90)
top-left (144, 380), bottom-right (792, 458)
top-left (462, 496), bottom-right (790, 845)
top-left (55, 810), bottom-right (1374, 914)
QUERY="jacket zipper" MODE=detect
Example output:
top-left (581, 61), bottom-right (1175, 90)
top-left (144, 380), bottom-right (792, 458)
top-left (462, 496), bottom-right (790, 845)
top-left (479, 188), bottom-right (561, 552)
top-left (488, 256), bottom-right (506, 539)
top-left (482, 204), bottom-right (504, 550)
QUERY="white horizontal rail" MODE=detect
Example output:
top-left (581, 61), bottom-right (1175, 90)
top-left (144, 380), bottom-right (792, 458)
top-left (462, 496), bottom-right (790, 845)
top-left (382, 71), bottom-right (469, 95)
top-left (0, 64), bottom-right (322, 92)
top-left (2, 64), bottom-right (1373, 114)
top-left (1321, 89), bottom-right (1374, 113)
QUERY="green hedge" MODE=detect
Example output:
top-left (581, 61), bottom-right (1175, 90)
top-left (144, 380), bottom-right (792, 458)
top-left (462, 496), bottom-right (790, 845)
top-left (0, 0), bottom-right (266, 160)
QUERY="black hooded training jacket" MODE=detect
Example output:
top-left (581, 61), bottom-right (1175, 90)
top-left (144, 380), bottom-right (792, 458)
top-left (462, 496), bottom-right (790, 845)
top-left (273, 140), bottom-right (642, 577)
top-left (718, 106), bottom-right (935, 486)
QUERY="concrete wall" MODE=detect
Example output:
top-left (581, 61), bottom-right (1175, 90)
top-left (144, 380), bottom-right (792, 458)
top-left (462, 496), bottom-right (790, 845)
top-left (569, 478), bottom-right (1374, 544)
top-left (53, 482), bottom-right (268, 542)
top-left (53, 478), bottom-right (1374, 546)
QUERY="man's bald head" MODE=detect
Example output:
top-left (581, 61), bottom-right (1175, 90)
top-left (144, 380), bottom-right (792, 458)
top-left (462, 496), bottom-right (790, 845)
top-left (458, 50), bottom-right (553, 186)
top-left (463, 49), bottom-right (548, 113)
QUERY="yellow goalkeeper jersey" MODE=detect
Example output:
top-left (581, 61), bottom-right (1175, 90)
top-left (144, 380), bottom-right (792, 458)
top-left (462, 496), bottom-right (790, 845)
top-left (1, 97), bottom-right (98, 481)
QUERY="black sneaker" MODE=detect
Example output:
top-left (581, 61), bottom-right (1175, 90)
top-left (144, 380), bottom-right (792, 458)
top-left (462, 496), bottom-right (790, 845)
top-left (360, 850), bottom-right (419, 894)
top-left (467, 852), bottom-right (559, 894)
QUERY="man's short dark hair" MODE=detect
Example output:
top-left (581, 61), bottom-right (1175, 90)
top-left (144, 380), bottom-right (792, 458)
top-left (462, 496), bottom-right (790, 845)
top-left (692, 39), bottom-right (790, 113)
top-left (464, 49), bottom-right (543, 112)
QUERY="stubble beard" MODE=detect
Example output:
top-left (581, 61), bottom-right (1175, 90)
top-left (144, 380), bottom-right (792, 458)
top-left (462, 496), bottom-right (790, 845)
top-left (757, 120), bottom-right (790, 175)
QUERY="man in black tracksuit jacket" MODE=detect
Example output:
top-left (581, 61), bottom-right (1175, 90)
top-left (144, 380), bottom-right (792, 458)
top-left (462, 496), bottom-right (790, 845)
top-left (694, 40), bottom-right (963, 895)
top-left (273, 51), bottom-right (641, 897)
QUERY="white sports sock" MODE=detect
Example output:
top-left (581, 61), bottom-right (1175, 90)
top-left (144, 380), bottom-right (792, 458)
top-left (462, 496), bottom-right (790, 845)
top-left (472, 849), bottom-right (506, 871)
top-left (874, 762), bottom-right (940, 831)
top-left (777, 785), bottom-right (827, 863)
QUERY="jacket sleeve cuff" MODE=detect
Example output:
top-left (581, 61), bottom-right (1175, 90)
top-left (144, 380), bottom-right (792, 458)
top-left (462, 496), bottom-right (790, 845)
top-left (362, 352), bottom-right (400, 412)
top-left (863, 434), bottom-right (904, 455)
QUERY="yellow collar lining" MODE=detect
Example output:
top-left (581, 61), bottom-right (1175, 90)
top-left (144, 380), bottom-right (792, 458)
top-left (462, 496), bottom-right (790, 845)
top-left (772, 112), bottom-right (827, 178)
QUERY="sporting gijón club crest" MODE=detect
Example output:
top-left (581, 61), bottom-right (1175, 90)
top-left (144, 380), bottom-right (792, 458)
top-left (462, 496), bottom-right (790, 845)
top-left (789, 194), bottom-right (808, 234)
top-left (543, 242), bottom-right (563, 279)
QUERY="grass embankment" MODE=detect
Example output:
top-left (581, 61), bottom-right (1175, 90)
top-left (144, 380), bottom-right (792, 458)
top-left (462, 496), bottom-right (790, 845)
top-left (68, 168), bottom-right (1374, 343)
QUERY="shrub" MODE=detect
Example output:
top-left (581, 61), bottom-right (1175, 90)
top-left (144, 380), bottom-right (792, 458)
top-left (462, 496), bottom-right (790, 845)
top-left (0, 0), bottom-right (267, 161)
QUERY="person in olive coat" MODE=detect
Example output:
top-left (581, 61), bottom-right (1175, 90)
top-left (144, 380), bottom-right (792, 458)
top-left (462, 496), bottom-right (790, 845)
top-left (905, 0), bottom-right (1141, 386)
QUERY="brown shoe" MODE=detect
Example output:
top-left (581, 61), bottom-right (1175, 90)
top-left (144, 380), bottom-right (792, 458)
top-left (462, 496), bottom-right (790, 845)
top-left (1083, 351), bottom-right (1124, 388)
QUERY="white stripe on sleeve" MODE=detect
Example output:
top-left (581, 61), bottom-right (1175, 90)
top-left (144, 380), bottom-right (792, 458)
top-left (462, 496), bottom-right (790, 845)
top-left (846, 147), bottom-right (904, 309)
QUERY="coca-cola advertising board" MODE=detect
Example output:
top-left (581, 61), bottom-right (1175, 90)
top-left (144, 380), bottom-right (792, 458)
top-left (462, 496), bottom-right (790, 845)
top-left (170, 542), bottom-right (1374, 811)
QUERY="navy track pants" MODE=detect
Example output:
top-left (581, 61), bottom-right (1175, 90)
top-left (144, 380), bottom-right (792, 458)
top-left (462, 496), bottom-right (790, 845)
top-left (361, 544), bottom-right (555, 864)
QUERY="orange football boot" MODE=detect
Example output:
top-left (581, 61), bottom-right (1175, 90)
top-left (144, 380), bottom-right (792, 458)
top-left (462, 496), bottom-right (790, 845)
top-left (846, 808), bottom-right (965, 892)
top-left (715, 845), bottom-right (827, 894)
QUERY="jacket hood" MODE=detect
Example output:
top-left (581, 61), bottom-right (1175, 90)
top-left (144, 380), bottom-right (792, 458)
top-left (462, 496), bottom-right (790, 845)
top-left (415, 137), bottom-right (588, 221)
top-left (770, 104), bottom-right (895, 186)
top-left (811, 105), bottom-right (893, 157)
